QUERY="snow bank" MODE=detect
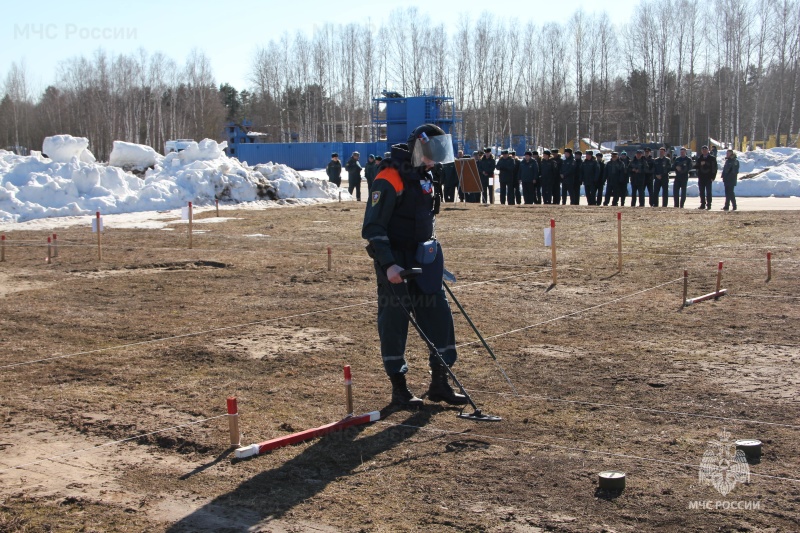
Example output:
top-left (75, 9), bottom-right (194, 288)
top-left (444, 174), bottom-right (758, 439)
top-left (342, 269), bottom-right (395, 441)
top-left (42, 135), bottom-right (96, 163)
top-left (0, 138), bottom-right (347, 223)
top-left (109, 141), bottom-right (162, 169)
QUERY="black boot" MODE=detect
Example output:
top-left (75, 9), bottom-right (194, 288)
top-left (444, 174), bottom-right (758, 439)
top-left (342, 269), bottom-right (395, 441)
top-left (427, 365), bottom-right (468, 405)
top-left (390, 374), bottom-right (423, 408)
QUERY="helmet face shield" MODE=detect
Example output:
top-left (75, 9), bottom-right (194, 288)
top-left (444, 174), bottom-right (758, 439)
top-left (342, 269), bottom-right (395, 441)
top-left (411, 133), bottom-right (455, 167)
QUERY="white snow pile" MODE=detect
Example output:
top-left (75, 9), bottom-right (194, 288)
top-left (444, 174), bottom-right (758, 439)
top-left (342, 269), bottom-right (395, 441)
top-left (0, 135), bottom-right (347, 223)
top-left (42, 135), bottom-right (96, 163)
top-left (707, 146), bottom-right (800, 197)
top-left (109, 141), bottom-right (162, 170)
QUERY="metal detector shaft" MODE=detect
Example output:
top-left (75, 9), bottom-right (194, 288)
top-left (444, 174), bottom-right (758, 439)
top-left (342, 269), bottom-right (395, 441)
top-left (388, 279), bottom-right (480, 412)
top-left (443, 281), bottom-right (518, 395)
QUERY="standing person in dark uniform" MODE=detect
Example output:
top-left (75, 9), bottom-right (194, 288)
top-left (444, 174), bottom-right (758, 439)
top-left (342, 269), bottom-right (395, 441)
top-left (605, 152), bottom-right (627, 206)
top-left (580, 151), bottom-right (600, 205)
top-left (540, 150), bottom-right (557, 204)
top-left (695, 145), bottom-right (717, 210)
top-left (571, 151), bottom-right (583, 204)
top-left (345, 151), bottom-right (363, 201)
top-left (511, 150), bottom-right (522, 205)
top-left (442, 157), bottom-right (459, 202)
top-left (595, 152), bottom-right (606, 206)
top-left (364, 154), bottom-right (378, 192)
top-left (326, 153), bottom-right (342, 186)
top-left (532, 151), bottom-right (542, 204)
top-left (478, 147), bottom-right (496, 204)
top-left (671, 147), bottom-right (692, 208)
top-left (721, 149), bottom-right (739, 211)
top-left (361, 124), bottom-right (466, 408)
top-left (643, 147), bottom-right (655, 206)
top-left (619, 151), bottom-right (631, 201)
top-left (560, 148), bottom-right (577, 205)
top-left (495, 149), bottom-right (516, 205)
top-left (628, 149), bottom-right (647, 207)
top-left (652, 147), bottom-right (671, 207)
top-left (551, 149), bottom-right (562, 202)
top-left (519, 150), bottom-right (539, 204)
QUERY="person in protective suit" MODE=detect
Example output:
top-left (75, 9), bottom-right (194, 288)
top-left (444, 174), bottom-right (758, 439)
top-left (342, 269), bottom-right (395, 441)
top-left (361, 124), bottom-right (467, 408)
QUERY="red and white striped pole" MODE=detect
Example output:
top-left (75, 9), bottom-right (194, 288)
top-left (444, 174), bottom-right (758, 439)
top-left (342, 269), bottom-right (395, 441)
top-left (1, 234), bottom-right (5, 262)
top-left (227, 397), bottom-right (240, 447)
top-left (550, 218), bottom-right (557, 285)
top-left (344, 365), bottom-right (354, 417)
top-left (714, 261), bottom-right (723, 300)
top-left (327, 246), bottom-right (332, 271)
top-left (52, 234), bottom-right (58, 258)
top-left (766, 252), bottom-right (772, 282)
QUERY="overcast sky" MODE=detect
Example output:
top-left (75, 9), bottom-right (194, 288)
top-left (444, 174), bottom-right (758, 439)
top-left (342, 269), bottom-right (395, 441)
top-left (2, 0), bottom-right (642, 95)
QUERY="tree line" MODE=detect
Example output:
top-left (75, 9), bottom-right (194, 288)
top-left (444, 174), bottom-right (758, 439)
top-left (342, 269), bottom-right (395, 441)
top-left (1, 0), bottom-right (798, 161)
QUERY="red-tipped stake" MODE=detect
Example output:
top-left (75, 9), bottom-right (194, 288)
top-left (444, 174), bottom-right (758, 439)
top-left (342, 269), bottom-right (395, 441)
top-left (766, 252), bottom-right (772, 282)
top-left (715, 261), bottom-right (723, 300)
top-left (52, 234), bottom-right (58, 258)
top-left (46, 236), bottom-right (52, 263)
top-left (344, 365), bottom-right (354, 416)
top-left (327, 246), bottom-right (332, 271)
top-left (550, 219), bottom-right (557, 286)
top-left (227, 397), bottom-right (240, 447)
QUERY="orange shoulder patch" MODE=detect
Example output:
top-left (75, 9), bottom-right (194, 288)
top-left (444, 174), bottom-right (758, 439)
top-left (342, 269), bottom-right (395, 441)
top-left (374, 167), bottom-right (404, 193)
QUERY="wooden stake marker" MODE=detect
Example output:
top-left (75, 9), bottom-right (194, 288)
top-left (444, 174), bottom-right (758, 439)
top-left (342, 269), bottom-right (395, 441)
top-left (215, 199), bottom-right (220, 217)
top-left (1, 234), bottom-right (5, 262)
top-left (327, 246), bottom-right (332, 271)
top-left (188, 201), bottom-right (193, 249)
top-left (766, 252), bottom-right (772, 282)
top-left (617, 212), bottom-right (623, 272)
top-left (52, 234), bottom-right (58, 258)
top-left (46, 236), bottom-right (52, 263)
top-left (550, 218), bottom-right (557, 285)
top-left (95, 211), bottom-right (102, 260)
top-left (344, 365), bottom-right (354, 416)
top-left (227, 397), bottom-right (240, 447)
top-left (685, 262), bottom-right (727, 305)
top-left (682, 269), bottom-right (688, 307)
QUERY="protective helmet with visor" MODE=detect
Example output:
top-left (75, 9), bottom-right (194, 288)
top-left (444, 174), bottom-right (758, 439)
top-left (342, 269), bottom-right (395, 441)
top-left (407, 124), bottom-right (455, 168)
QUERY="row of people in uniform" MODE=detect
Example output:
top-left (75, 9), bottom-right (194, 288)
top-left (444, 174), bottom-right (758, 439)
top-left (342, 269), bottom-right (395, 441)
top-left (440, 145), bottom-right (727, 209)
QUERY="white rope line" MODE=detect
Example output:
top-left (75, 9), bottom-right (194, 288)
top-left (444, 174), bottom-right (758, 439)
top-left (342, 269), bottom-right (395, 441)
top-left (457, 277), bottom-right (683, 348)
top-left (0, 301), bottom-right (374, 369)
top-left (0, 414), bottom-right (229, 475)
top-left (467, 389), bottom-right (800, 430)
top-left (378, 421), bottom-right (800, 484)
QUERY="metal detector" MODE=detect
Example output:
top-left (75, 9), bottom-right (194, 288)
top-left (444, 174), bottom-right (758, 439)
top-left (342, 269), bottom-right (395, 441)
top-left (387, 268), bottom-right (501, 422)
top-left (442, 275), bottom-right (518, 395)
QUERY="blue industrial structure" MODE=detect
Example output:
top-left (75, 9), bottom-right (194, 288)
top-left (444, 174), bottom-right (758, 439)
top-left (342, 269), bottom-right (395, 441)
top-left (225, 89), bottom-right (461, 170)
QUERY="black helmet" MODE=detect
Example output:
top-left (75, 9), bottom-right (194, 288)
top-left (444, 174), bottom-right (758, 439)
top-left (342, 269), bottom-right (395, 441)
top-left (407, 123), bottom-right (454, 167)
top-left (331, 152), bottom-right (339, 158)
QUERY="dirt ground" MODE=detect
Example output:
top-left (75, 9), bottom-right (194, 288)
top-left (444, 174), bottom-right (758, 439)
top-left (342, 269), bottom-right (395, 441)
top-left (0, 200), bottom-right (798, 532)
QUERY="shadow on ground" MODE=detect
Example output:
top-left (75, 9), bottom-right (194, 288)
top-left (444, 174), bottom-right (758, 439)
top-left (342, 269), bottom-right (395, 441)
top-left (166, 407), bottom-right (436, 532)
